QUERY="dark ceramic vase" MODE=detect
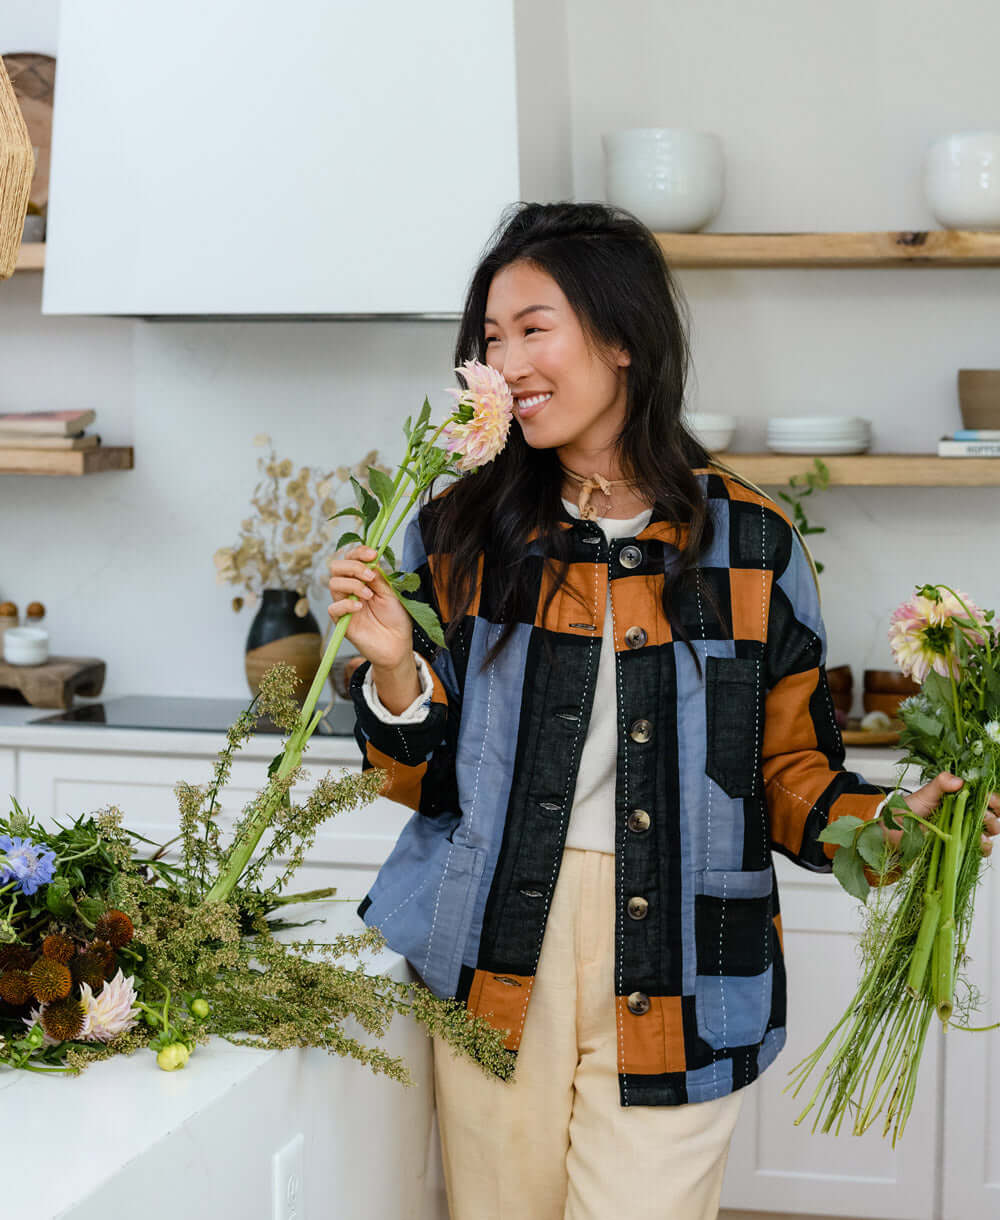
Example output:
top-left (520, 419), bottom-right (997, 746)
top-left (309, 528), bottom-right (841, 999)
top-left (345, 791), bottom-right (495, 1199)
top-left (244, 589), bottom-right (322, 699)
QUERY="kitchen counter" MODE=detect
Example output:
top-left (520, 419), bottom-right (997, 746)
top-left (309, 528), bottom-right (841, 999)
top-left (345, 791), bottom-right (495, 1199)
top-left (1, 900), bottom-right (445, 1220)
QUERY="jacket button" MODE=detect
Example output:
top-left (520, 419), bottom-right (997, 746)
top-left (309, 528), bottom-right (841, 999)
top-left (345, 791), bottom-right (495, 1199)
top-left (628, 808), bottom-right (651, 833)
top-left (627, 991), bottom-right (651, 1015)
top-left (629, 718), bottom-right (652, 743)
top-left (627, 896), bottom-right (649, 920)
top-left (619, 544), bottom-right (642, 569)
top-left (625, 625), bottom-right (647, 649)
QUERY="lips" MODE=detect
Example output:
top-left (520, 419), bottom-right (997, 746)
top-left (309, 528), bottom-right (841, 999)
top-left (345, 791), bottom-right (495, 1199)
top-left (515, 392), bottom-right (552, 420)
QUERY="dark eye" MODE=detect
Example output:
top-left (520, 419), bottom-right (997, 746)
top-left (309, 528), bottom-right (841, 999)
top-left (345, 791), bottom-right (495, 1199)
top-left (484, 336), bottom-right (498, 345)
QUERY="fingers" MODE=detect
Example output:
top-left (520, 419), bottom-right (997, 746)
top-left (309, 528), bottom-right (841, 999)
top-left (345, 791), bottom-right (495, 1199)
top-left (328, 546), bottom-right (379, 606)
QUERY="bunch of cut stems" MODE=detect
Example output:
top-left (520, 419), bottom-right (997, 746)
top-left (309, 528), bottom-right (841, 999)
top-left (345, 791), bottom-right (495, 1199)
top-left (786, 778), bottom-right (991, 1145)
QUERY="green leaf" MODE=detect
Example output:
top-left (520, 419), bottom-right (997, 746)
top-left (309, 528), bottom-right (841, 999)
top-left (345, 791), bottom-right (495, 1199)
top-left (45, 877), bottom-right (76, 920)
top-left (381, 544), bottom-right (397, 570)
top-left (328, 505), bottom-right (364, 521)
top-left (400, 595), bottom-right (445, 648)
top-left (818, 815), bottom-right (865, 847)
top-left (349, 475), bottom-right (380, 532)
top-left (417, 397), bottom-right (431, 428)
top-left (267, 752), bottom-right (283, 778)
top-left (335, 530), bottom-right (365, 551)
top-left (906, 711), bottom-right (943, 739)
top-left (392, 571), bottom-right (420, 593)
top-left (900, 817), bottom-right (924, 866)
top-left (403, 415), bottom-right (412, 439)
top-left (367, 466), bottom-right (396, 510)
top-left (856, 822), bottom-right (887, 871)
top-left (76, 896), bottom-right (105, 929)
top-left (832, 844), bottom-right (871, 902)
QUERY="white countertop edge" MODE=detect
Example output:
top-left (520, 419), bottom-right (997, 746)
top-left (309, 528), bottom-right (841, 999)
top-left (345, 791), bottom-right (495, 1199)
top-left (0, 719), bottom-right (363, 762)
top-left (0, 903), bottom-right (411, 1212)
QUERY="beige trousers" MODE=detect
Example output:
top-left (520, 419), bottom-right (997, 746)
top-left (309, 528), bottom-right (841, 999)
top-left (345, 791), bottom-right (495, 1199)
top-left (432, 847), bottom-right (751, 1220)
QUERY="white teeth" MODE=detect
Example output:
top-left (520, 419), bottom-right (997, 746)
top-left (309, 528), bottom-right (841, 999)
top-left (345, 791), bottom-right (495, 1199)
top-left (518, 393), bottom-right (552, 410)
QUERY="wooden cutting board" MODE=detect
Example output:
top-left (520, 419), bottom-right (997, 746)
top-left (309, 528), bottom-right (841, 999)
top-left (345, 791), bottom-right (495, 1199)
top-left (0, 655), bottom-right (106, 708)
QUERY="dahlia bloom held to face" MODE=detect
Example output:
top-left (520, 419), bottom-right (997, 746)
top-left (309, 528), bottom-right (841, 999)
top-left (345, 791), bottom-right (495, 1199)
top-left (441, 360), bottom-right (514, 473)
top-left (888, 586), bottom-right (989, 683)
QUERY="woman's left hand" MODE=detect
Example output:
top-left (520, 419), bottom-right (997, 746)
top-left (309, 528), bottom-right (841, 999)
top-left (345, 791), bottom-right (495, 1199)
top-left (882, 772), bottom-right (1000, 856)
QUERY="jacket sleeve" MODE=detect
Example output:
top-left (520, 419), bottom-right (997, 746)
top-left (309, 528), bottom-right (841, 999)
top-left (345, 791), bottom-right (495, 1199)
top-left (762, 525), bottom-right (892, 877)
top-left (361, 650), bottom-right (434, 723)
top-left (348, 510), bottom-right (462, 817)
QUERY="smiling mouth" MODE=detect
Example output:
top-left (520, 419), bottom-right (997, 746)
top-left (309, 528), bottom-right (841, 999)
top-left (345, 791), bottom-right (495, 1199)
top-left (516, 392), bottom-right (552, 418)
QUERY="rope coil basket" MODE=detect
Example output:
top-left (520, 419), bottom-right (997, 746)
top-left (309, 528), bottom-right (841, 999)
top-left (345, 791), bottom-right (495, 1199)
top-left (0, 56), bottom-right (34, 279)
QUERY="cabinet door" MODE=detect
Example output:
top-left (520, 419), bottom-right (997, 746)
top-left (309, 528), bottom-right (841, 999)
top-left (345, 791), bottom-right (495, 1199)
top-left (44, 0), bottom-right (519, 315)
top-left (16, 747), bottom-right (412, 900)
top-left (941, 842), bottom-right (999, 1219)
top-left (721, 755), bottom-right (940, 1217)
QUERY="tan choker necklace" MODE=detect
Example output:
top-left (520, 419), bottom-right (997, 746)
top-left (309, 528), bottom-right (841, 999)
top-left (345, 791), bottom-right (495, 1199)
top-left (559, 462), bottom-right (641, 522)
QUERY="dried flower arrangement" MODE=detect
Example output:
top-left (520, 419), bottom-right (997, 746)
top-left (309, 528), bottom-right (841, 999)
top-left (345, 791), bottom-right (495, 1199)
top-left (213, 436), bottom-right (393, 618)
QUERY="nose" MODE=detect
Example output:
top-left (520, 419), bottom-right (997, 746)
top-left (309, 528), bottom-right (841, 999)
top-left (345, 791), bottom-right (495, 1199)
top-left (495, 338), bottom-right (532, 385)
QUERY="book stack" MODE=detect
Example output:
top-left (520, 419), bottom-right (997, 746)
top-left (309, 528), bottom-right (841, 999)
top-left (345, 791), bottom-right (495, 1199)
top-left (938, 430), bottom-right (1000, 457)
top-left (0, 409), bottom-right (99, 452)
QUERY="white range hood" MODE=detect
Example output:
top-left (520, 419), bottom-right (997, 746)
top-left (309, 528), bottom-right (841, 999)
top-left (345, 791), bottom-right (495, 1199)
top-left (42, 0), bottom-right (520, 318)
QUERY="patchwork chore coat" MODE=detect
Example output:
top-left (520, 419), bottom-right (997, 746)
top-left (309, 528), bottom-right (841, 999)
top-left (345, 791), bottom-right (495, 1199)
top-left (348, 466), bottom-right (889, 1107)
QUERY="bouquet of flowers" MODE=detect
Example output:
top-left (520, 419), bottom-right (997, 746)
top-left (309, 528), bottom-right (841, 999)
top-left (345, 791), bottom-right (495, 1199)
top-left (787, 584), bottom-right (999, 1143)
top-left (0, 361), bottom-right (516, 1080)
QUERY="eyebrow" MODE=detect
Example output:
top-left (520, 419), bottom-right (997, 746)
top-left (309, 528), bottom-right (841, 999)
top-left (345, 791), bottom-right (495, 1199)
top-left (483, 304), bottom-right (557, 325)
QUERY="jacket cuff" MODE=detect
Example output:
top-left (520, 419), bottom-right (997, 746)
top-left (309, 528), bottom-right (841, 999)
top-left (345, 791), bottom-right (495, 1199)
top-left (349, 649), bottom-right (449, 765)
top-left (362, 651), bottom-right (434, 723)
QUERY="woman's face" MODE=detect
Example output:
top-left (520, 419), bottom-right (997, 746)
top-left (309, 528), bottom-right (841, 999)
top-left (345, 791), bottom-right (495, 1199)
top-left (483, 260), bottom-right (630, 459)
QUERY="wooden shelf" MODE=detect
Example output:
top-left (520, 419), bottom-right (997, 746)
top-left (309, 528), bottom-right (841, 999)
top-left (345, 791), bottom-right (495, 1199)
top-left (715, 453), bottom-right (1000, 486)
top-left (655, 230), bottom-right (1000, 267)
top-left (12, 232), bottom-right (1000, 275)
top-left (0, 446), bottom-right (133, 476)
top-left (13, 242), bottom-right (45, 273)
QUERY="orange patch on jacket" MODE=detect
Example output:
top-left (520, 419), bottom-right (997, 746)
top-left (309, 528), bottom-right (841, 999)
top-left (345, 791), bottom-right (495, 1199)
top-left (615, 995), bottom-right (686, 1074)
top-left (730, 567), bottom-right (772, 642)
top-left (466, 969), bottom-right (533, 1051)
top-left (365, 743), bottom-right (427, 812)
top-left (426, 551), bottom-right (482, 621)
top-left (534, 561), bottom-right (606, 635)
top-left (609, 574), bottom-right (673, 649)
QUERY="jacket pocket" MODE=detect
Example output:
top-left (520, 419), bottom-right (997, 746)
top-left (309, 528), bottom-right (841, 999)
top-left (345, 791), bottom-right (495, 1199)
top-left (361, 827), bottom-right (485, 1000)
top-left (694, 866), bottom-right (774, 1050)
top-left (705, 655), bottom-right (762, 798)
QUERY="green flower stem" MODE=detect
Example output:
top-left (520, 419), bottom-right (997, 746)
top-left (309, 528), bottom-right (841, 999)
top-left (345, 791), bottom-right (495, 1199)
top-left (265, 886), bottom-right (338, 907)
top-left (906, 888), bottom-right (941, 999)
top-left (205, 428), bottom-right (454, 906)
top-left (935, 787), bottom-right (970, 1021)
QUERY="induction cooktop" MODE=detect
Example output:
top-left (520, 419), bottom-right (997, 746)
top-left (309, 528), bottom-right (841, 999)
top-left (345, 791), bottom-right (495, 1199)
top-left (35, 695), bottom-right (358, 736)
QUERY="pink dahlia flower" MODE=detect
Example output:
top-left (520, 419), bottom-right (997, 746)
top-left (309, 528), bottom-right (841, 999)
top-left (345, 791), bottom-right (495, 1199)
top-left (888, 588), bottom-right (988, 683)
top-left (79, 969), bottom-right (141, 1042)
top-left (441, 360), bottom-right (513, 473)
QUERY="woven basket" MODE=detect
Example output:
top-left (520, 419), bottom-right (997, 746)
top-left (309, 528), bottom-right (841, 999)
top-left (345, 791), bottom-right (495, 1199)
top-left (0, 57), bottom-right (34, 279)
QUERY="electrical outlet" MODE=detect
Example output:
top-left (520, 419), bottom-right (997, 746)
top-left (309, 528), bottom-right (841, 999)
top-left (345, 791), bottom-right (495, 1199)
top-left (272, 1133), bottom-right (305, 1220)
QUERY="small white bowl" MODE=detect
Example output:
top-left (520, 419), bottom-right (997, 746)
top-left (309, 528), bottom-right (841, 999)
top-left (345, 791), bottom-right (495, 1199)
top-left (3, 627), bottom-right (49, 666)
top-left (603, 128), bottom-right (725, 232)
top-left (685, 412), bottom-right (735, 452)
top-left (924, 131), bottom-right (1000, 230)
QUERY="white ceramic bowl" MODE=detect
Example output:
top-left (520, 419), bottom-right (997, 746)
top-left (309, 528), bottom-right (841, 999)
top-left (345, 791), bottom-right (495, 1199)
top-left (3, 626), bottom-right (49, 666)
top-left (603, 128), bottom-right (725, 232)
top-left (685, 413), bottom-right (735, 451)
top-left (924, 131), bottom-right (1000, 230)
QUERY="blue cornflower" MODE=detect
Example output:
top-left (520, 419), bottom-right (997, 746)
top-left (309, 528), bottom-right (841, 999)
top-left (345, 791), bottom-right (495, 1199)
top-left (0, 834), bottom-right (58, 896)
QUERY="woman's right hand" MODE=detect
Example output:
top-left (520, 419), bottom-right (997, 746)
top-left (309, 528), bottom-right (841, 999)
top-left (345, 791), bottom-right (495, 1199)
top-left (328, 546), bottom-right (414, 671)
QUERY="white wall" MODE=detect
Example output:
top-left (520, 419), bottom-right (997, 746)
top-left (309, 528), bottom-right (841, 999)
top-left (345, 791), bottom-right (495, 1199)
top-left (1, 0), bottom-right (998, 706)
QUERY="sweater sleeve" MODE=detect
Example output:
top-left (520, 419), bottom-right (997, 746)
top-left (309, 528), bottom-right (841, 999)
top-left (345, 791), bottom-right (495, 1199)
top-left (361, 650), bottom-right (434, 724)
top-left (348, 510), bottom-right (462, 817)
top-left (762, 526), bottom-right (894, 879)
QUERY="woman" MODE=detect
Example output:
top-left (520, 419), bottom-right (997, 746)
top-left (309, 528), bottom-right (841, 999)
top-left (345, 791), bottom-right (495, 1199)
top-left (329, 202), bottom-right (1000, 1220)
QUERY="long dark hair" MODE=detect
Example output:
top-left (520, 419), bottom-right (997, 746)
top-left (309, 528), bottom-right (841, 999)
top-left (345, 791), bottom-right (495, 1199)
top-left (422, 201), bottom-right (727, 678)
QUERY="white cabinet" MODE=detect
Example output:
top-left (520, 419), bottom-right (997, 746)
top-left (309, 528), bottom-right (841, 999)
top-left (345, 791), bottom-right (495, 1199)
top-left (44, 0), bottom-right (519, 316)
top-left (10, 731), bottom-right (411, 903)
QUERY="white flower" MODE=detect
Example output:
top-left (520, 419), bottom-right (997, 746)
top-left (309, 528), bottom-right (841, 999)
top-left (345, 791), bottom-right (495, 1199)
top-left (985, 720), bottom-right (1000, 745)
top-left (79, 970), bottom-right (140, 1042)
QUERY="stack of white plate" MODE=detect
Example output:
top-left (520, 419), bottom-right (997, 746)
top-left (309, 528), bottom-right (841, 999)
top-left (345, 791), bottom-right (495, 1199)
top-left (766, 416), bottom-right (871, 454)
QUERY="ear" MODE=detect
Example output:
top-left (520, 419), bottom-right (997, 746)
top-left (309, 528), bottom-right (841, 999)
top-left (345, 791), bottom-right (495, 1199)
top-left (616, 348), bottom-right (631, 368)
